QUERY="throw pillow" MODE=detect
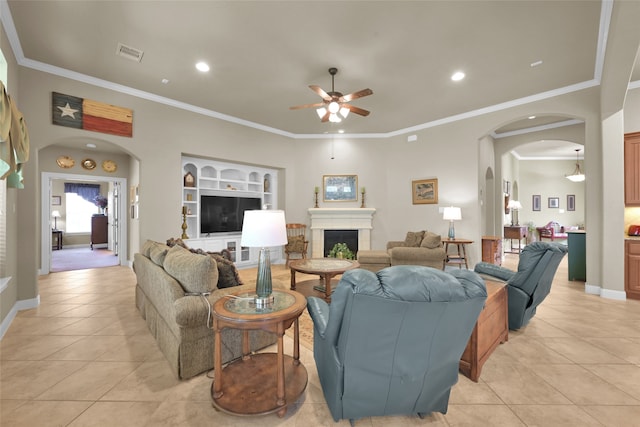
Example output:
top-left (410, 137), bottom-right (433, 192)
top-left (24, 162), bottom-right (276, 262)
top-left (163, 245), bottom-right (218, 294)
top-left (149, 242), bottom-right (170, 265)
top-left (404, 231), bottom-right (425, 247)
top-left (420, 231), bottom-right (442, 249)
top-left (287, 235), bottom-right (306, 252)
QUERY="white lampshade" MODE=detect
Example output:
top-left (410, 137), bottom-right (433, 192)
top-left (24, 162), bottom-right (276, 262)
top-left (507, 200), bottom-right (522, 210)
top-left (339, 106), bottom-right (350, 118)
top-left (443, 206), bottom-right (462, 221)
top-left (51, 210), bottom-right (61, 218)
top-left (316, 107), bottom-right (327, 118)
top-left (241, 210), bottom-right (287, 248)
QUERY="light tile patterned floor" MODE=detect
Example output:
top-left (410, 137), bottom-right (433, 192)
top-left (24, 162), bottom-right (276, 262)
top-left (1, 254), bottom-right (640, 426)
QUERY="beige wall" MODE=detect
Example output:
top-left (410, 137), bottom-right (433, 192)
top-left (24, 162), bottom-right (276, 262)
top-left (3, 15), bottom-right (640, 330)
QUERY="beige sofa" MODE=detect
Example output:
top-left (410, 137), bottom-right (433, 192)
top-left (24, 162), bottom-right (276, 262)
top-left (133, 240), bottom-right (277, 379)
top-left (357, 230), bottom-right (447, 272)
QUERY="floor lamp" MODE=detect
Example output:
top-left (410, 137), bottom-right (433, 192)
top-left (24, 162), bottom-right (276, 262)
top-left (240, 209), bottom-right (288, 308)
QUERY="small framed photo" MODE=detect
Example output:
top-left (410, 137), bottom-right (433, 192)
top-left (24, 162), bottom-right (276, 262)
top-left (52, 195), bottom-right (61, 206)
top-left (412, 178), bottom-right (438, 205)
top-left (532, 195), bottom-right (541, 211)
top-left (548, 197), bottom-right (560, 209)
top-left (567, 194), bottom-right (575, 211)
top-left (323, 175), bottom-right (358, 202)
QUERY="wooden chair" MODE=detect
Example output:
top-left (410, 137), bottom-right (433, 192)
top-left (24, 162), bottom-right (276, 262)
top-left (285, 223), bottom-right (308, 266)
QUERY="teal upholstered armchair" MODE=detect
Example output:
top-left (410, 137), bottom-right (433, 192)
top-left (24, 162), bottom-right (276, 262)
top-left (474, 241), bottom-right (568, 330)
top-left (306, 266), bottom-right (487, 425)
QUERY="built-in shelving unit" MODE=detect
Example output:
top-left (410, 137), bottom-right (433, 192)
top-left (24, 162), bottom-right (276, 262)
top-left (181, 156), bottom-right (279, 267)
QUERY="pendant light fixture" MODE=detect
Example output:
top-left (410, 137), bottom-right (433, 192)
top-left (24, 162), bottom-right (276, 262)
top-left (565, 148), bottom-right (585, 182)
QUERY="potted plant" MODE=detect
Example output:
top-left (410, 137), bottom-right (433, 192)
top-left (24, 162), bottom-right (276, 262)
top-left (526, 221), bottom-right (537, 244)
top-left (328, 242), bottom-right (355, 260)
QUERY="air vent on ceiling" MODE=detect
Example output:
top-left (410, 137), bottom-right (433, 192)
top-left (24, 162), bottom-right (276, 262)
top-left (116, 43), bottom-right (144, 62)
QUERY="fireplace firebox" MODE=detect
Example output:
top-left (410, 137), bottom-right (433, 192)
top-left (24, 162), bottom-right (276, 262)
top-left (324, 230), bottom-right (359, 257)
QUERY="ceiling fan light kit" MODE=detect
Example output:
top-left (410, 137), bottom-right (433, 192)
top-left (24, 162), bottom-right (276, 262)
top-left (290, 67), bottom-right (373, 123)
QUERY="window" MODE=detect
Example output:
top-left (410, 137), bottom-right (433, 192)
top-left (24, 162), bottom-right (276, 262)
top-left (65, 192), bottom-right (99, 233)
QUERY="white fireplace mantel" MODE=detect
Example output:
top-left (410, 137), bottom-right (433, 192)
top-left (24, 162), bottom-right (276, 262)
top-left (308, 208), bottom-right (376, 258)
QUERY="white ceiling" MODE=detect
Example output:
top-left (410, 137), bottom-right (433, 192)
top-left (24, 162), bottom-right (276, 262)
top-left (3, 1), bottom-right (639, 159)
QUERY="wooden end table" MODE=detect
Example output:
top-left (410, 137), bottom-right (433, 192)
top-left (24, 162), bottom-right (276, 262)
top-left (443, 238), bottom-right (473, 269)
top-left (459, 279), bottom-right (509, 382)
top-left (289, 258), bottom-right (360, 302)
top-left (211, 289), bottom-right (308, 418)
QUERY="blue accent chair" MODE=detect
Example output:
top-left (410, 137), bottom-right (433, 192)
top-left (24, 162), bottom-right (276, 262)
top-left (474, 241), bottom-right (568, 330)
top-left (306, 265), bottom-right (487, 425)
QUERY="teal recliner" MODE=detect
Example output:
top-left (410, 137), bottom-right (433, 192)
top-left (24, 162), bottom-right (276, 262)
top-left (306, 266), bottom-right (487, 424)
top-left (474, 241), bottom-right (568, 330)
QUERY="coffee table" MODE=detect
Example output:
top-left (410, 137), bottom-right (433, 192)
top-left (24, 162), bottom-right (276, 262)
top-left (289, 258), bottom-right (360, 302)
top-left (211, 289), bottom-right (308, 418)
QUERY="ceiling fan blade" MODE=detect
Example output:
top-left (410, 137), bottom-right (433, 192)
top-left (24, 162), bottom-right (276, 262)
top-left (321, 110), bottom-right (331, 122)
top-left (342, 104), bottom-right (370, 117)
top-left (309, 85), bottom-right (331, 101)
top-left (289, 102), bottom-right (325, 110)
top-left (340, 88), bottom-right (373, 103)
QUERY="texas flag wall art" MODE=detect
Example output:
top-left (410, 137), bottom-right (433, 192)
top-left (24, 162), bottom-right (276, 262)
top-left (52, 92), bottom-right (133, 137)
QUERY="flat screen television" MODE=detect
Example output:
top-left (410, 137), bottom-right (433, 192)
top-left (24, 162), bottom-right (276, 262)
top-left (200, 195), bottom-right (262, 234)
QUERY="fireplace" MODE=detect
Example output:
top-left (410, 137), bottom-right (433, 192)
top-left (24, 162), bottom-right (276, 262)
top-left (308, 208), bottom-right (376, 258)
top-left (324, 230), bottom-right (359, 257)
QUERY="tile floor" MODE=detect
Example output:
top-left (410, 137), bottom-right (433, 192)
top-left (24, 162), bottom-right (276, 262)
top-left (1, 254), bottom-right (640, 426)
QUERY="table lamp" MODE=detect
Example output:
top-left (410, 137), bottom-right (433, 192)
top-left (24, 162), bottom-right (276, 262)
top-left (52, 210), bottom-right (61, 230)
top-left (507, 200), bottom-right (522, 226)
top-left (443, 206), bottom-right (461, 239)
top-left (241, 209), bottom-right (287, 308)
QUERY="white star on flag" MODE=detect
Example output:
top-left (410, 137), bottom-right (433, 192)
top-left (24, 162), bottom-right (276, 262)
top-left (57, 103), bottom-right (78, 118)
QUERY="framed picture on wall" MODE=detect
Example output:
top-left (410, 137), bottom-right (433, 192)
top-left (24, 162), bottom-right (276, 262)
top-left (532, 195), bottom-right (541, 211)
top-left (51, 195), bottom-right (61, 206)
top-left (323, 175), bottom-right (358, 202)
top-left (567, 194), bottom-right (575, 211)
top-left (548, 197), bottom-right (560, 208)
top-left (412, 178), bottom-right (438, 204)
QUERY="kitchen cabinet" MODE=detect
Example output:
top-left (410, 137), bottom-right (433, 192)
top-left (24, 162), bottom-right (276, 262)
top-left (625, 239), bottom-right (640, 300)
top-left (624, 131), bottom-right (640, 206)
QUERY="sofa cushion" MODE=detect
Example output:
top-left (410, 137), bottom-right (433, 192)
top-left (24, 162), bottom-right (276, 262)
top-left (149, 242), bottom-right (170, 266)
top-left (404, 231), bottom-right (425, 247)
top-left (141, 239), bottom-right (161, 258)
top-left (188, 247), bottom-right (243, 289)
top-left (420, 231), bottom-right (441, 249)
top-left (163, 245), bottom-right (219, 294)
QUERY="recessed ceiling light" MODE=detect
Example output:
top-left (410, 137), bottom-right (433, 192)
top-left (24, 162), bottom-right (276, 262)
top-left (86, 143), bottom-right (97, 148)
top-left (530, 60), bottom-right (543, 67)
top-left (195, 62), bottom-right (210, 72)
top-left (338, 130), bottom-right (344, 134)
top-left (528, 115), bottom-right (536, 120)
top-left (451, 71), bottom-right (465, 81)
top-left (161, 78), bottom-right (169, 84)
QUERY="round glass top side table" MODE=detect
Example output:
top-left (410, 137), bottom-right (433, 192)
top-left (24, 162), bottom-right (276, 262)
top-left (211, 289), bottom-right (307, 418)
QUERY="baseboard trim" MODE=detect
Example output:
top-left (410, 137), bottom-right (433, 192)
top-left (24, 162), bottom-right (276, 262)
top-left (584, 283), bottom-right (626, 300)
top-left (0, 295), bottom-right (41, 340)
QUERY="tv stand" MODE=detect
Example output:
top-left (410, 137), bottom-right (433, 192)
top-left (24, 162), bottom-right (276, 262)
top-left (181, 156), bottom-right (280, 267)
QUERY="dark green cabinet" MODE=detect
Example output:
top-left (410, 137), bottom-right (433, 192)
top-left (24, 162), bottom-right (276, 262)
top-left (567, 231), bottom-right (586, 281)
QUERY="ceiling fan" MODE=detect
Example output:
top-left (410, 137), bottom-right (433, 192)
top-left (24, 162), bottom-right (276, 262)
top-left (290, 67), bottom-right (373, 123)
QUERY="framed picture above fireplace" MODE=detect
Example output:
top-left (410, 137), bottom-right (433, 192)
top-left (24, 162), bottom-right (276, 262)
top-left (323, 174), bottom-right (358, 202)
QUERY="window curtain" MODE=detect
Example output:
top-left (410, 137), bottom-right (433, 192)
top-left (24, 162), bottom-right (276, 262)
top-left (64, 183), bottom-right (100, 203)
